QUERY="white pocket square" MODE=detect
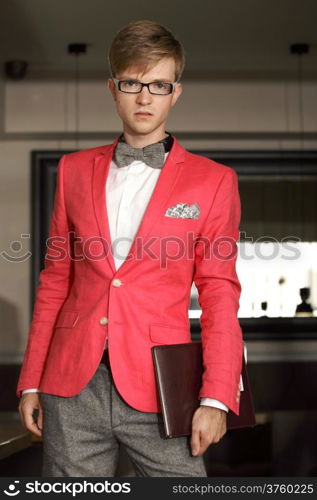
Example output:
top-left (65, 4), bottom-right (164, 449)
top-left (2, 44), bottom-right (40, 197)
top-left (165, 202), bottom-right (200, 219)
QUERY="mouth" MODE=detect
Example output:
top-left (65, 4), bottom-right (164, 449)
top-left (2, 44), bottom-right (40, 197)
top-left (134, 111), bottom-right (153, 117)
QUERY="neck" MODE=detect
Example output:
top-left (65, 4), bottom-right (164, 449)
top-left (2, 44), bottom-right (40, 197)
top-left (122, 129), bottom-right (168, 149)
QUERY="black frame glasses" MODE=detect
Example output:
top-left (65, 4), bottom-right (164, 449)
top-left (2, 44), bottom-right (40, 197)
top-left (112, 78), bottom-right (177, 95)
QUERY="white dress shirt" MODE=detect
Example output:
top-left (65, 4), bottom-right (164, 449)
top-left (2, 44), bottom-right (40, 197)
top-left (23, 152), bottom-right (229, 412)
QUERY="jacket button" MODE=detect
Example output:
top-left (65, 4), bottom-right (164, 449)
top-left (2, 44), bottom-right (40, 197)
top-left (112, 278), bottom-right (122, 287)
top-left (99, 317), bottom-right (108, 326)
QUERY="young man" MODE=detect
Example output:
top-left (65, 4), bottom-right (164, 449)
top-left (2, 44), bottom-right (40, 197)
top-left (18, 20), bottom-right (243, 477)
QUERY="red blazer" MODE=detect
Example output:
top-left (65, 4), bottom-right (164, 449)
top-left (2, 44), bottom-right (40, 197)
top-left (17, 137), bottom-right (243, 414)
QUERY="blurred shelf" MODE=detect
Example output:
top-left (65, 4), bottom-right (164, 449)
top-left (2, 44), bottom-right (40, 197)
top-left (0, 412), bottom-right (32, 460)
top-left (190, 316), bottom-right (317, 341)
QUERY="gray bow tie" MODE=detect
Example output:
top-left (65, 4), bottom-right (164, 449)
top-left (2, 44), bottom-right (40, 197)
top-left (114, 141), bottom-right (165, 169)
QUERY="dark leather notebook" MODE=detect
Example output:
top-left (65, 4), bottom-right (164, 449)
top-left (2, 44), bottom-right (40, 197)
top-left (152, 342), bottom-right (256, 438)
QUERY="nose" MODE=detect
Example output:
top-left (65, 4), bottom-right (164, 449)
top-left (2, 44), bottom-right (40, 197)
top-left (136, 85), bottom-right (152, 104)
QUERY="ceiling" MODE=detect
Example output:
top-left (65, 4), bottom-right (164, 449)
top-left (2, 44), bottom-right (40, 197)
top-left (1, 0), bottom-right (317, 79)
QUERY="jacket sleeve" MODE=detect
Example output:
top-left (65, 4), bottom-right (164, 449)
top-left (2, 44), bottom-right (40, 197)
top-left (17, 155), bottom-right (73, 396)
top-left (193, 168), bottom-right (243, 415)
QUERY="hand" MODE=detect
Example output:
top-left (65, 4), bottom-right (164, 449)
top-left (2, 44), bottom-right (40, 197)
top-left (18, 393), bottom-right (43, 438)
top-left (190, 406), bottom-right (227, 456)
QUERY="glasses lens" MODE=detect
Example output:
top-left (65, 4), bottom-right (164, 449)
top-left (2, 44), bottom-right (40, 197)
top-left (149, 82), bottom-right (173, 95)
top-left (119, 80), bottom-right (142, 93)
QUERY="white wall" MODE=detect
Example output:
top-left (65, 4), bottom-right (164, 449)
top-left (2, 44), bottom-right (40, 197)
top-left (4, 79), bottom-right (317, 135)
top-left (1, 77), bottom-right (317, 361)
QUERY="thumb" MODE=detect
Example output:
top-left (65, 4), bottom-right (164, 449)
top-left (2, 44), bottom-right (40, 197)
top-left (37, 404), bottom-right (43, 431)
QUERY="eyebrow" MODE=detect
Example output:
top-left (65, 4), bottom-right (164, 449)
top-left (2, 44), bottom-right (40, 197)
top-left (119, 76), bottom-right (173, 83)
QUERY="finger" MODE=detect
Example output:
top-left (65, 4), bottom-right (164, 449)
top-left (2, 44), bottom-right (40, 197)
top-left (197, 438), bottom-right (211, 456)
top-left (23, 409), bottom-right (36, 432)
top-left (37, 404), bottom-right (43, 431)
top-left (190, 429), bottom-right (201, 456)
top-left (29, 424), bottom-right (42, 438)
top-left (197, 429), bottom-right (215, 455)
top-left (217, 421), bottom-right (227, 441)
top-left (26, 417), bottom-right (42, 438)
top-left (213, 427), bottom-right (226, 444)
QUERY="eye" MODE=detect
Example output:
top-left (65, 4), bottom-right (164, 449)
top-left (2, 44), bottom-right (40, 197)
top-left (124, 80), bottom-right (139, 87)
top-left (153, 81), bottom-right (167, 90)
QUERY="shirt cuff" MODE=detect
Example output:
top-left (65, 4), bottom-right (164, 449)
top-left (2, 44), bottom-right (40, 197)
top-left (200, 397), bottom-right (229, 412)
top-left (22, 388), bottom-right (40, 395)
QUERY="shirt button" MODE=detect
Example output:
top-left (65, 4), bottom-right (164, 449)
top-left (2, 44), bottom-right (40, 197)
top-left (99, 317), bottom-right (108, 326)
top-left (112, 278), bottom-right (122, 287)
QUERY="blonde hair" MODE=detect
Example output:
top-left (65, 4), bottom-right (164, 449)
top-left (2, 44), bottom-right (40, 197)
top-left (108, 20), bottom-right (185, 81)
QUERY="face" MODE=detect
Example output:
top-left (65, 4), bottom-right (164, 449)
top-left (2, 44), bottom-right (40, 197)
top-left (108, 57), bottom-right (182, 146)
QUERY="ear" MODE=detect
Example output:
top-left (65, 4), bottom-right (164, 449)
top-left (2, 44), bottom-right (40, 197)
top-left (171, 83), bottom-right (183, 107)
top-left (108, 78), bottom-right (117, 101)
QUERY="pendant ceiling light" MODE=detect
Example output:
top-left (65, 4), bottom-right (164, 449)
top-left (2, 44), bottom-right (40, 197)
top-left (68, 43), bottom-right (87, 149)
top-left (290, 43), bottom-right (310, 152)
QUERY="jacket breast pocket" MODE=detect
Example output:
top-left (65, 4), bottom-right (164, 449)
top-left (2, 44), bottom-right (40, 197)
top-left (161, 216), bottom-right (199, 229)
top-left (55, 310), bottom-right (79, 328)
top-left (149, 323), bottom-right (191, 345)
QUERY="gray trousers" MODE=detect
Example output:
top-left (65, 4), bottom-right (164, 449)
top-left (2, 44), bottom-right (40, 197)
top-left (40, 361), bottom-right (207, 477)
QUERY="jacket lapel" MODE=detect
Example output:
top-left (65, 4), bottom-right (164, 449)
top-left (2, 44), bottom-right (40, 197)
top-left (92, 136), bottom-right (186, 275)
top-left (92, 139), bottom-right (118, 275)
